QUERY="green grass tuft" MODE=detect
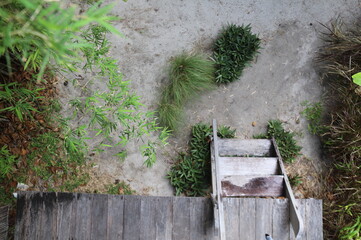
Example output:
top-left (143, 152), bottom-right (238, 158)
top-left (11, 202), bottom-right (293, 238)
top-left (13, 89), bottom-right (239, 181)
top-left (214, 24), bottom-right (261, 84)
top-left (158, 53), bottom-right (215, 131)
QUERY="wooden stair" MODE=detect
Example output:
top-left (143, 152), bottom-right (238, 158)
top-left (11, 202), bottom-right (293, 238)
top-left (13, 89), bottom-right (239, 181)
top-left (211, 119), bottom-right (304, 240)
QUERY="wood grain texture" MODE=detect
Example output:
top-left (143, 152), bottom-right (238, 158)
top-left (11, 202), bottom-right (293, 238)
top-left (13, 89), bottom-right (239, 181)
top-left (107, 195), bottom-right (124, 240)
top-left (0, 205), bottom-right (9, 240)
top-left (218, 139), bottom-right (275, 157)
top-left (272, 198), bottom-right (290, 240)
top-left (173, 197), bottom-right (190, 240)
top-left (255, 198), bottom-right (273, 240)
top-left (14, 192), bottom-right (323, 240)
top-left (223, 198), bottom-right (239, 240)
top-left (155, 197), bottom-right (173, 240)
top-left (221, 175), bottom-right (284, 197)
top-left (123, 195), bottom-right (141, 240)
top-left (238, 198), bottom-right (256, 240)
top-left (90, 194), bottom-right (108, 240)
top-left (218, 157), bottom-right (279, 176)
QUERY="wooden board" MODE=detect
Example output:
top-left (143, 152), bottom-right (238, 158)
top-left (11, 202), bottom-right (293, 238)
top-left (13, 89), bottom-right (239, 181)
top-left (0, 205), bottom-right (9, 240)
top-left (218, 139), bottom-right (275, 157)
top-left (218, 157), bottom-right (279, 176)
top-left (14, 192), bottom-right (324, 240)
top-left (221, 175), bottom-right (284, 197)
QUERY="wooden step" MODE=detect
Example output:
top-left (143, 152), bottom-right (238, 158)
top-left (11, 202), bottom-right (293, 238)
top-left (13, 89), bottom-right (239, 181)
top-left (218, 157), bottom-right (280, 176)
top-left (220, 175), bottom-right (284, 197)
top-left (218, 139), bottom-right (276, 157)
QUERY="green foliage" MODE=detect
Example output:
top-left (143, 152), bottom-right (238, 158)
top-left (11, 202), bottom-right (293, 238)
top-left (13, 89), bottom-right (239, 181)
top-left (158, 53), bottom-right (215, 131)
top-left (0, 145), bottom-right (17, 178)
top-left (217, 125), bottom-right (236, 138)
top-left (107, 181), bottom-right (135, 195)
top-left (352, 72), bottom-right (361, 86)
top-left (264, 120), bottom-right (302, 163)
top-left (0, 82), bottom-right (43, 121)
top-left (168, 123), bottom-right (235, 196)
top-left (213, 24), bottom-right (261, 84)
top-left (301, 101), bottom-right (326, 135)
top-left (289, 174), bottom-right (303, 187)
top-left (0, 0), bottom-right (121, 80)
top-left (339, 216), bottom-right (361, 240)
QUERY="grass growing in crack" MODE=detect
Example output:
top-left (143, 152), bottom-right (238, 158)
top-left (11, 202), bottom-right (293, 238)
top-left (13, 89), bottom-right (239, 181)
top-left (158, 53), bottom-right (215, 131)
top-left (168, 123), bottom-right (236, 196)
top-left (289, 174), bottom-right (303, 187)
top-left (317, 19), bottom-right (361, 239)
top-left (213, 24), bottom-right (261, 84)
top-left (254, 120), bottom-right (301, 163)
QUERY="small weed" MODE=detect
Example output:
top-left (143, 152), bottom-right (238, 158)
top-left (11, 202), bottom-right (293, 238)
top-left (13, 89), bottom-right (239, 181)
top-left (158, 53), bottom-right (215, 131)
top-left (217, 125), bottom-right (236, 138)
top-left (0, 146), bottom-right (17, 178)
top-left (168, 123), bottom-right (235, 196)
top-left (107, 181), bottom-right (135, 195)
top-left (213, 24), bottom-right (261, 84)
top-left (301, 101), bottom-right (326, 135)
top-left (289, 174), bottom-right (303, 187)
top-left (339, 215), bottom-right (361, 240)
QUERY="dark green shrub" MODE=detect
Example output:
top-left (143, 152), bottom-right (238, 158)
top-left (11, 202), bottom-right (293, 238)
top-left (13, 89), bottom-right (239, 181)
top-left (158, 53), bottom-right (215, 131)
top-left (168, 123), bottom-right (236, 196)
top-left (214, 24), bottom-right (261, 84)
top-left (255, 120), bottom-right (301, 163)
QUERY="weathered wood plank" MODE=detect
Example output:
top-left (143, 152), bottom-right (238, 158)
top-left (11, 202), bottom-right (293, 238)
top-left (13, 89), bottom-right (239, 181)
top-left (14, 192), bottom-right (29, 239)
top-left (57, 192), bottom-right (75, 239)
top-left (140, 196), bottom-right (156, 240)
top-left (255, 198), bottom-right (273, 240)
top-left (39, 192), bottom-right (57, 239)
top-left (204, 198), bottom-right (217, 240)
top-left (291, 199), bottom-right (306, 240)
top-left (29, 192), bottom-right (44, 239)
top-left (74, 193), bottom-right (92, 239)
top-left (238, 198), bottom-right (256, 240)
top-left (107, 195), bottom-right (124, 240)
top-left (210, 141), bottom-right (219, 232)
top-left (272, 198), bottom-right (290, 240)
top-left (173, 197), bottom-right (190, 240)
top-left (0, 205), bottom-right (9, 240)
top-left (306, 199), bottom-right (323, 240)
top-left (219, 157), bottom-right (279, 176)
top-left (223, 198), bottom-right (239, 240)
top-left (221, 175), bottom-right (284, 197)
top-left (218, 139), bottom-right (275, 157)
top-left (123, 195), bottom-right (141, 240)
top-left (155, 197), bottom-right (173, 240)
top-left (212, 119), bottom-right (226, 240)
top-left (90, 194), bottom-right (108, 240)
top-left (190, 198), bottom-right (206, 240)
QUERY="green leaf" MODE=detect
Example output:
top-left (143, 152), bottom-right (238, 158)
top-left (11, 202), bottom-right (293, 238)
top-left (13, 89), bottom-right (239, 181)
top-left (352, 72), bottom-right (361, 86)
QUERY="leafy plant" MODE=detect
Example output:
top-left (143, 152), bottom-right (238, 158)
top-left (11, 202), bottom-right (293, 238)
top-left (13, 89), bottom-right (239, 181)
top-left (217, 125), bottom-right (236, 138)
top-left (0, 0), bottom-right (121, 80)
top-left (158, 53), bottom-right (215, 131)
top-left (301, 101), bottom-right (327, 135)
top-left (259, 120), bottom-right (302, 163)
top-left (168, 123), bottom-right (236, 196)
top-left (0, 145), bottom-right (17, 178)
top-left (213, 24), bottom-right (261, 84)
top-left (289, 174), bottom-right (303, 187)
top-left (107, 181), bottom-right (135, 195)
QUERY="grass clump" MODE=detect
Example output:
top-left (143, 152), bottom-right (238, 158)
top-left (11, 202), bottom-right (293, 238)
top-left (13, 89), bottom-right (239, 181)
top-left (254, 120), bottom-right (301, 163)
top-left (213, 24), bottom-right (261, 84)
top-left (158, 53), bottom-right (215, 131)
top-left (301, 101), bottom-right (327, 135)
top-left (168, 123), bottom-right (235, 196)
top-left (317, 19), bottom-right (361, 239)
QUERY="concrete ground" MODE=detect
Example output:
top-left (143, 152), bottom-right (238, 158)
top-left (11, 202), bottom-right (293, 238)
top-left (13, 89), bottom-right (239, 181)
top-left (62, 0), bottom-right (360, 196)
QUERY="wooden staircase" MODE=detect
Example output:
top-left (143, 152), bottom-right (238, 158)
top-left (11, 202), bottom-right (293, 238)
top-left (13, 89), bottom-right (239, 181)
top-left (211, 120), bottom-right (304, 240)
